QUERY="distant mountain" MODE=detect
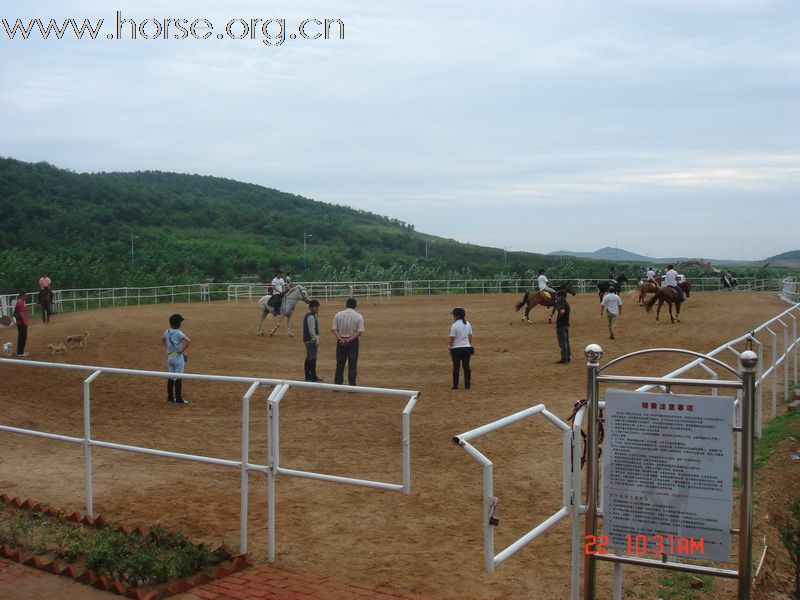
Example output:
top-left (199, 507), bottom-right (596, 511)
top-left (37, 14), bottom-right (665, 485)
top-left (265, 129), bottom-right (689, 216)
top-left (548, 247), bottom-right (794, 267)
top-left (549, 247), bottom-right (672, 263)
top-left (765, 250), bottom-right (800, 269)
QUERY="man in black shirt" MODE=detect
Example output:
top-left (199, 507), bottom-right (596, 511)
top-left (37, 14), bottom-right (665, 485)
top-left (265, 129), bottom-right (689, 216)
top-left (555, 290), bottom-right (571, 364)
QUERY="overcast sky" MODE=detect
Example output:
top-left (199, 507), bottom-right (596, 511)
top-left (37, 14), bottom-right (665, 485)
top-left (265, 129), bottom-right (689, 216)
top-left (1, 0), bottom-right (798, 261)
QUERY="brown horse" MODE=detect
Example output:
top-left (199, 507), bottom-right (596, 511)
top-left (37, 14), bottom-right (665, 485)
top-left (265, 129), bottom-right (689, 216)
top-left (515, 282), bottom-right (575, 323)
top-left (636, 276), bottom-right (662, 305)
top-left (38, 288), bottom-right (54, 323)
top-left (645, 281), bottom-right (691, 323)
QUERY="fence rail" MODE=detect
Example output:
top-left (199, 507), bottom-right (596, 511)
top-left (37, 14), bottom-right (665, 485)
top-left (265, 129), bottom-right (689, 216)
top-left (0, 359), bottom-right (419, 558)
top-left (1, 277), bottom-right (788, 319)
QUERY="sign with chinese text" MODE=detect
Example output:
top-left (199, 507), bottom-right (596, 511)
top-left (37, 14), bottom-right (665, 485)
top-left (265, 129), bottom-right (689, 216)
top-left (601, 389), bottom-right (734, 562)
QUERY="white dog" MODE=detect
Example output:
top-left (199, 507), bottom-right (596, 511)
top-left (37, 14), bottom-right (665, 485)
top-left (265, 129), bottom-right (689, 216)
top-left (48, 342), bottom-right (67, 358)
top-left (66, 331), bottom-right (89, 349)
top-left (2, 342), bottom-right (11, 357)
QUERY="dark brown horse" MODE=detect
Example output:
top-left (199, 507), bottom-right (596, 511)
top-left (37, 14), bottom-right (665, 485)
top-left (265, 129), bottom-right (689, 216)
top-left (597, 274), bottom-right (628, 301)
top-left (636, 276), bottom-right (662, 305)
top-left (38, 288), bottom-right (54, 323)
top-left (515, 282), bottom-right (575, 323)
top-left (645, 281), bottom-right (691, 323)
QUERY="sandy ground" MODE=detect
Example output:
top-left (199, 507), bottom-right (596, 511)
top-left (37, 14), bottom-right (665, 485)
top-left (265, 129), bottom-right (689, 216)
top-left (0, 290), bottom-right (794, 599)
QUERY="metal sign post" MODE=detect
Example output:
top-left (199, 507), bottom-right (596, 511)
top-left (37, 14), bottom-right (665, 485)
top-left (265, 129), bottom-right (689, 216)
top-left (582, 346), bottom-right (758, 600)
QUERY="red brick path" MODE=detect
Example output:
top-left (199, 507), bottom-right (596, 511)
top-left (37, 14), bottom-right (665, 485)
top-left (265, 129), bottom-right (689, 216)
top-left (173, 562), bottom-right (429, 600)
top-left (0, 557), bottom-right (44, 583)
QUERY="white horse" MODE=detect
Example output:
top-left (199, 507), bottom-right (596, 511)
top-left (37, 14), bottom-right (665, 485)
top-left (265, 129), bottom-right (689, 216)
top-left (257, 285), bottom-right (311, 337)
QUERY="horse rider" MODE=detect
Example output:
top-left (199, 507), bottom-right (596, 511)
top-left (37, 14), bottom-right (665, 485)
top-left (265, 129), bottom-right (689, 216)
top-left (646, 266), bottom-right (656, 282)
top-left (537, 269), bottom-right (557, 301)
top-left (664, 264), bottom-right (685, 303)
top-left (269, 269), bottom-right (286, 314)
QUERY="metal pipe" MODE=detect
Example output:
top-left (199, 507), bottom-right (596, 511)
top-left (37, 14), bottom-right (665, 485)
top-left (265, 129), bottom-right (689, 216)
top-left (83, 369), bottom-right (102, 517)
top-left (583, 343), bottom-right (603, 600)
top-left (276, 468), bottom-right (404, 492)
top-left (239, 381), bottom-right (261, 554)
top-left (571, 405), bottom-right (586, 600)
top-left (599, 374), bottom-right (742, 388)
top-left (738, 350), bottom-right (758, 599)
top-left (494, 507), bottom-right (570, 567)
top-left (595, 554), bottom-right (738, 578)
top-left (455, 404), bottom-right (546, 443)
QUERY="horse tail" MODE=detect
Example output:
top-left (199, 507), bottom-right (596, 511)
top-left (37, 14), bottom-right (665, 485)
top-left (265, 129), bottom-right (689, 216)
top-left (514, 292), bottom-right (529, 312)
top-left (645, 293), bottom-right (658, 313)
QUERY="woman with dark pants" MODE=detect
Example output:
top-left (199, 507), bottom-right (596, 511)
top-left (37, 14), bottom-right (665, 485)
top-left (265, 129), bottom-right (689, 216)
top-left (13, 292), bottom-right (29, 357)
top-left (448, 307), bottom-right (474, 389)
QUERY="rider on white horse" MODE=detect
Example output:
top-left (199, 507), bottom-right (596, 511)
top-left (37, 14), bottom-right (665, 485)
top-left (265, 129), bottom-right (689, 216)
top-left (269, 269), bottom-right (286, 314)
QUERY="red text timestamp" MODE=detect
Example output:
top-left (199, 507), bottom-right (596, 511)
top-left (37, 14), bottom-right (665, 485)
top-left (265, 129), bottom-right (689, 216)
top-left (584, 534), bottom-right (705, 556)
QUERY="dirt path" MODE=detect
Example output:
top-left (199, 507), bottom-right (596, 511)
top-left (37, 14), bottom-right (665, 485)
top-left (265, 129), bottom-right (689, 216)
top-left (0, 291), bottom-right (793, 599)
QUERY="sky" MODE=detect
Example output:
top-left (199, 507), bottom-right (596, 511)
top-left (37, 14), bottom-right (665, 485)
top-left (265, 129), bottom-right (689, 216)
top-left (1, 0), bottom-right (798, 261)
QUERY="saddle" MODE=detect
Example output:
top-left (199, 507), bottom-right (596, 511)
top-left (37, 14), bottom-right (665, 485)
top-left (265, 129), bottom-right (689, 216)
top-left (542, 291), bottom-right (552, 301)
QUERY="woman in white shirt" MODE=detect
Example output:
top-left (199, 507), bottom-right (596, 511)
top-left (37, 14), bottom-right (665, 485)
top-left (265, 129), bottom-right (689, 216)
top-left (448, 307), bottom-right (474, 389)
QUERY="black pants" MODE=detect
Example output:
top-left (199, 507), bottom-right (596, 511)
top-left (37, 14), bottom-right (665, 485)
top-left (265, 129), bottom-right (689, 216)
top-left (451, 347), bottom-right (472, 388)
top-left (167, 378), bottom-right (184, 402)
top-left (16, 323), bottom-right (27, 355)
top-left (557, 326), bottom-right (571, 362)
top-left (334, 338), bottom-right (359, 385)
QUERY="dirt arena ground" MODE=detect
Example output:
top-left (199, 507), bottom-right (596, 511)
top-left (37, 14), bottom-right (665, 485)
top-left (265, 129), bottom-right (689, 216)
top-left (0, 290), bottom-right (795, 599)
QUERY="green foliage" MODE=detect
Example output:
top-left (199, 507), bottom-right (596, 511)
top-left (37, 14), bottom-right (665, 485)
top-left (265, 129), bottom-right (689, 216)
top-left (655, 573), bottom-right (714, 599)
top-left (0, 503), bottom-right (230, 587)
top-left (754, 411), bottom-right (800, 470)
top-left (773, 497), bottom-right (800, 598)
top-left (2, 157), bottom-right (795, 291)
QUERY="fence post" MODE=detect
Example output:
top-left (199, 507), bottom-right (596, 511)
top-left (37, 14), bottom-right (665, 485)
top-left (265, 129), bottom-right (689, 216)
top-left (239, 381), bottom-right (261, 554)
top-left (583, 343), bottom-right (603, 600)
top-left (738, 350), bottom-right (758, 600)
top-left (83, 370), bottom-right (103, 516)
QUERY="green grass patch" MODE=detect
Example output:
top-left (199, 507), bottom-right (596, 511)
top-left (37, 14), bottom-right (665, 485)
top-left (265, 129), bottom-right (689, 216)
top-left (655, 572), bottom-right (714, 599)
top-left (755, 410), bottom-right (800, 470)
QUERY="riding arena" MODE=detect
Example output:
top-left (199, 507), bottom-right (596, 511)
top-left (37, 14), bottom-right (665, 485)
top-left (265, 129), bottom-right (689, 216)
top-left (1, 278), bottom-right (798, 599)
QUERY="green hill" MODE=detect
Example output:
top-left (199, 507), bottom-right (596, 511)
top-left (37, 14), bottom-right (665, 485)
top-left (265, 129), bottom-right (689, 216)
top-left (0, 157), bottom-right (795, 291)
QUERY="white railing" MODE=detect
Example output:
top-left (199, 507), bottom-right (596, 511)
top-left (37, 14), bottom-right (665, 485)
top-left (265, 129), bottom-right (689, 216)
top-left (0, 277), bottom-right (789, 320)
top-left (453, 405), bottom-right (573, 573)
top-left (0, 358), bottom-right (419, 559)
top-left (226, 281), bottom-right (391, 303)
top-left (781, 277), bottom-right (799, 304)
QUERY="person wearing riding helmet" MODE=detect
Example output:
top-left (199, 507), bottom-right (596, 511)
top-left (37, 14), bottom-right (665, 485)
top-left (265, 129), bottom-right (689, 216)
top-left (269, 269), bottom-right (286, 314)
top-left (664, 264), bottom-right (685, 303)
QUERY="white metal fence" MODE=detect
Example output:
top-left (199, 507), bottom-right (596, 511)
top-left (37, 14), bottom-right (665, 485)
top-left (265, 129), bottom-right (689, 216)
top-left (1, 277), bottom-right (789, 320)
top-left (0, 359), bottom-right (419, 559)
top-left (453, 301), bottom-right (800, 598)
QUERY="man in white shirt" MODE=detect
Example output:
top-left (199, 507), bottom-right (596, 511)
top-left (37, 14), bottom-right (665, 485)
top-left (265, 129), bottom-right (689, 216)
top-left (600, 287), bottom-right (623, 340)
top-left (646, 267), bottom-right (656, 282)
top-left (331, 297), bottom-right (365, 385)
top-left (537, 269), bottom-right (557, 297)
top-left (664, 264), bottom-right (685, 302)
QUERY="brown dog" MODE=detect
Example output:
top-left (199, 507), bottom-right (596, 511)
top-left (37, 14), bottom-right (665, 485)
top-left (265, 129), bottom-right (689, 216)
top-left (47, 342), bottom-right (67, 358)
top-left (66, 331), bottom-right (89, 349)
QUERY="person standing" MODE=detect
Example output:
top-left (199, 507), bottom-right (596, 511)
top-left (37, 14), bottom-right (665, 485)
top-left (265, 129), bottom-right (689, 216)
top-left (664, 264), bottom-right (684, 302)
top-left (331, 297), bottom-right (364, 386)
top-left (303, 299), bottom-right (323, 382)
top-left (600, 286), bottom-right (623, 340)
top-left (554, 290), bottom-right (571, 364)
top-left (13, 292), bottom-right (29, 357)
top-left (448, 307), bottom-right (474, 390)
top-left (269, 269), bottom-right (286, 314)
top-left (163, 313), bottom-right (191, 404)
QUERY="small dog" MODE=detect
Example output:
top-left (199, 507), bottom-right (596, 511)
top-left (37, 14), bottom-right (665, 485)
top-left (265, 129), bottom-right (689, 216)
top-left (2, 342), bottom-right (11, 357)
top-left (66, 331), bottom-right (89, 349)
top-left (48, 342), bottom-right (67, 358)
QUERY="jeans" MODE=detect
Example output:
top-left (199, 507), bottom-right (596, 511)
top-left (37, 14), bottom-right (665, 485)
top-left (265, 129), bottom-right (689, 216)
top-left (557, 326), bottom-right (570, 362)
top-left (334, 338), bottom-right (359, 385)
